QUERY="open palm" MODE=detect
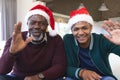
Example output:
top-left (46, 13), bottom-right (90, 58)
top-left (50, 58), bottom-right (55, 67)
top-left (9, 22), bottom-right (33, 54)
top-left (102, 20), bottom-right (120, 45)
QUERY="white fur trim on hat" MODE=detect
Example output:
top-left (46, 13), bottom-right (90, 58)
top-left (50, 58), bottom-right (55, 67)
top-left (25, 9), bottom-right (50, 24)
top-left (25, 8), bottom-right (57, 37)
top-left (49, 30), bottom-right (57, 37)
top-left (68, 14), bottom-right (94, 30)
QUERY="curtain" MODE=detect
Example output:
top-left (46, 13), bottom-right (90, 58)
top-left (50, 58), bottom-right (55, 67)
top-left (1, 0), bottom-right (17, 40)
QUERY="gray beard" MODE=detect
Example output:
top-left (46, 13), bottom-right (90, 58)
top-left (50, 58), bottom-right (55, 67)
top-left (32, 33), bottom-right (44, 41)
top-left (27, 32), bottom-right (45, 44)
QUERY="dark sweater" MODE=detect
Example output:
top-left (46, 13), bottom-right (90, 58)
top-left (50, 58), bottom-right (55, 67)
top-left (0, 32), bottom-right (66, 80)
top-left (63, 33), bottom-right (120, 80)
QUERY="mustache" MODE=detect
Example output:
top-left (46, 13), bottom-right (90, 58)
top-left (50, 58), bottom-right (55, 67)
top-left (27, 31), bottom-right (45, 44)
top-left (29, 29), bottom-right (45, 33)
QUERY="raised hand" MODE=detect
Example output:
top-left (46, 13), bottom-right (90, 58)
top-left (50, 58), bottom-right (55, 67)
top-left (102, 20), bottom-right (120, 45)
top-left (9, 22), bottom-right (33, 55)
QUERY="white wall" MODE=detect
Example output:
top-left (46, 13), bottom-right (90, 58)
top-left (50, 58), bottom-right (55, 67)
top-left (92, 21), bottom-right (108, 34)
top-left (17, 0), bottom-right (45, 31)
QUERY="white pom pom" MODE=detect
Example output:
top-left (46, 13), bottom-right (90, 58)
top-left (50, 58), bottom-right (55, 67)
top-left (49, 30), bottom-right (57, 37)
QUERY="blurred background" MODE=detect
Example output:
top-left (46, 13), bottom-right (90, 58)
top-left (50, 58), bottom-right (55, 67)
top-left (0, 0), bottom-right (120, 79)
top-left (43, 0), bottom-right (120, 21)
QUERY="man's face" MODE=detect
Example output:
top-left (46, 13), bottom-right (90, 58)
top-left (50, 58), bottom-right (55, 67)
top-left (27, 14), bottom-right (48, 40)
top-left (71, 21), bottom-right (92, 45)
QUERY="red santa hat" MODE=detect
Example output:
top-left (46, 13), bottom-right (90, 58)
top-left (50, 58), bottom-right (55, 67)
top-left (68, 7), bottom-right (94, 30)
top-left (25, 4), bottom-right (57, 36)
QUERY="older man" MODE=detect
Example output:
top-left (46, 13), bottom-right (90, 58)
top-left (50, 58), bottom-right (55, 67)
top-left (0, 4), bottom-right (66, 80)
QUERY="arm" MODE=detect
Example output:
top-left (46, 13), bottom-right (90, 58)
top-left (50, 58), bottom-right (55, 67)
top-left (0, 38), bottom-right (16, 74)
top-left (63, 34), bottom-right (80, 78)
top-left (9, 22), bottom-right (32, 54)
top-left (0, 21), bottom-right (32, 74)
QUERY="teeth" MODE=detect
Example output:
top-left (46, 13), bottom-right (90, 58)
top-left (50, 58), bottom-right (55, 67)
top-left (78, 36), bottom-right (85, 38)
top-left (78, 36), bottom-right (86, 40)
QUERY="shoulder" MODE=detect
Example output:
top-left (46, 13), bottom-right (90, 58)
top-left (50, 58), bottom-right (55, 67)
top-left (92, 33), bottom-right (105, 40)
top-left (47, 33), bottom-right (63, 41)
top-left (7, 31), bottom-right (28, 42)
top-left (63, 34), bottom-right (74, 40)
top-left (92, 33), bottom-right (113, 45)
top-left (63, 34), bottom-right (76, 45)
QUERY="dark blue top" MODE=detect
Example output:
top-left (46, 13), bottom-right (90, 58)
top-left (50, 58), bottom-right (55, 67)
top-left (78, 46), bottom-right (105, 76)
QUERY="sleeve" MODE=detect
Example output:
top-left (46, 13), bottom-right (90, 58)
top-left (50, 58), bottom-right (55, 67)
top-left (0, 38), bottom-right (16, 74)
top-left (63, 34), bottom-right (82, 79)
top-left (75, 68), bottom-right (80, 79)
top-left (102, 35), bottom-right (120, 56)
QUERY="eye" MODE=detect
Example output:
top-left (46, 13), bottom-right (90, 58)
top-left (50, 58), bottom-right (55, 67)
top-left (82, 26), bottom-right (89, 30)
top-left (38, 21), bottom-right (48, 26)
top-left (28, 21), bottom-right (36, 25)
top-left (72, 27), bottom-right (80, 32)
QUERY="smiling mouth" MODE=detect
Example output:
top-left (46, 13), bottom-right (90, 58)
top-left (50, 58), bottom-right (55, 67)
top-left (33, 32), bottom-right (41, 36)
top-left (77, 35), bottom-right (87, 40)
top-left (78, 38), bottom-right (86, 41)
top-left (32, 30), bottom-right (41, 34)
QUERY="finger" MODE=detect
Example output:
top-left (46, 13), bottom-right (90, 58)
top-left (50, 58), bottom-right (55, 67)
top-left (16, 21), bottom-right (22, 32)
top-left (116, 22), bottom-right (120, 26)
top-left (116, 22), bottom-right (120, 29)
top-left (104, 20), bottom-right (114, 27)
top-left (92, 72), bottom-right (102, 80)
top-left (25, 36), bottom-right (33, 44)
top-left (88, 77), bottom-right (95, 80)
top-left (102, 24), bottom-right (111, 33)
top-left (14, 21), bottom-right (22, 33)
top-left (12, 22), bottom-right (22, 39)
top-left (104, 20), bottom-right (115, 29)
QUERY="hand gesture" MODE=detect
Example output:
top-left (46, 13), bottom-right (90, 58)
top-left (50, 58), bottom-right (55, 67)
top-left (9, 22), bottom-right (33, 55)
top-left (102, 20), bottom-right (120, 45)
top-left (79, 69), bottom-right (102, 80)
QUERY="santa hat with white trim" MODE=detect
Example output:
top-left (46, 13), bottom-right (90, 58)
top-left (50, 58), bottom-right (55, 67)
top-left (25, 4), bottom-right (57, 36)
top-left (68, 7), bottom-right (94, 30)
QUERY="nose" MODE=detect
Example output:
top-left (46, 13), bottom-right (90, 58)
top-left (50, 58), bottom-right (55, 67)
top-left (78, 29), bottom-right (84, 35)
top-left (34, 22), bottom-right (40, 28)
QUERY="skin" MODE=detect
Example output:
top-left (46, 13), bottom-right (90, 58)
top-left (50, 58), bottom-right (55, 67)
top-left (9, 14), bottom-right (48, 80)
top-left (27, 14), bottom-right (48, 41)
top-left (71, 21), bottom-right (92, 48)
top-left (102, 19), bottom-right (120, 45)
